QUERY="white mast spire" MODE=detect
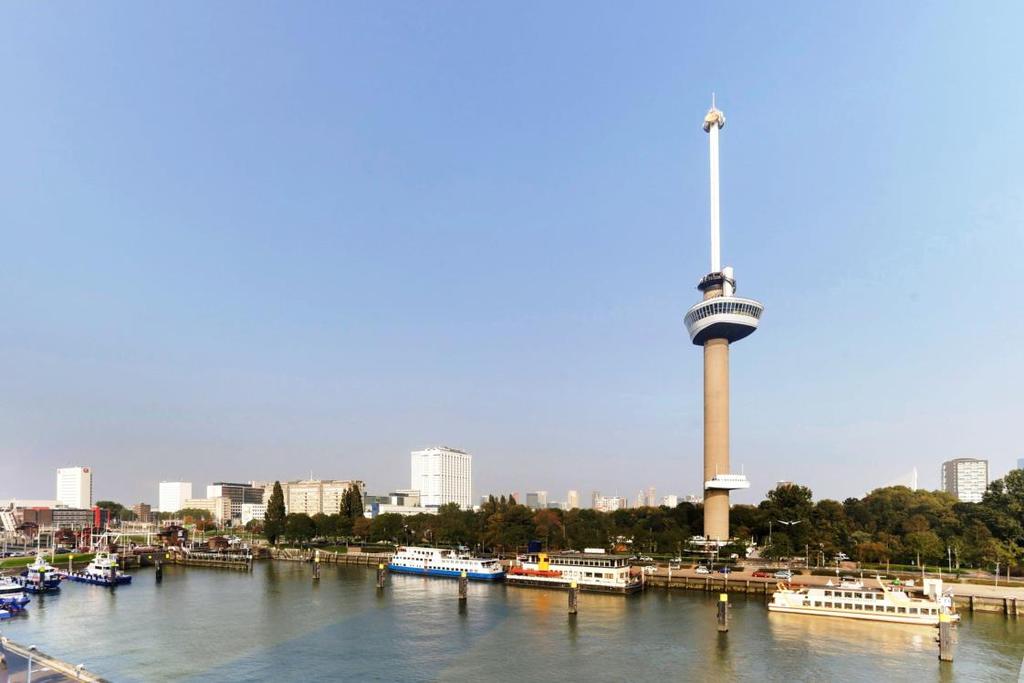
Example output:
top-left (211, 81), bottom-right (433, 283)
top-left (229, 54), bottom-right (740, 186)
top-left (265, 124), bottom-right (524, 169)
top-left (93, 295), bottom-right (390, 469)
top-left (703, 94), bottom-right (726, 273)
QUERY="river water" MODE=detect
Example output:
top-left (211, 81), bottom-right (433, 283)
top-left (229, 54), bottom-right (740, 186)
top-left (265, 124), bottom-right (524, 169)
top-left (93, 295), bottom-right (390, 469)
top-left (1, 562), bottom-right (1020, 682)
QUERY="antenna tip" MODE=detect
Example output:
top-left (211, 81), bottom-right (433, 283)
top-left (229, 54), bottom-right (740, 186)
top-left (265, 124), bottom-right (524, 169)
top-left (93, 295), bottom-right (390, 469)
top-left (704, 93), bottom-right (725, 131)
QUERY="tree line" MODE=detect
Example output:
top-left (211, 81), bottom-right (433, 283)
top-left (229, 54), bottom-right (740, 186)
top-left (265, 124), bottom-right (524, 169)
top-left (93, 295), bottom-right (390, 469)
top-left (263, 470), bottom-right (1023, 570)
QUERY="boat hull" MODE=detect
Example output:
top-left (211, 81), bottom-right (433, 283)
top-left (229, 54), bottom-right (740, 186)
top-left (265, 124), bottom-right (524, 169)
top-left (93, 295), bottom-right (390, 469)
top-left (505, 575), bottom-right (642, 594)
top-left (767, 604), bottom-right (956, 626)
top-left (387, 565), bottom-right (505, 581)
top-left (65, 573), bottom-right (132, 587)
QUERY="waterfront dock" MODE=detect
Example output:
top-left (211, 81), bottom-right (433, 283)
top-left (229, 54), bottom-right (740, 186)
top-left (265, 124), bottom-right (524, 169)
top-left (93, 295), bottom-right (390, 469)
top-left (0, 636), bottom-right (109, 683)
top-left (269, 548), bottom-right (393, 566)
top-left (165, 548), bottom-right (253, 571)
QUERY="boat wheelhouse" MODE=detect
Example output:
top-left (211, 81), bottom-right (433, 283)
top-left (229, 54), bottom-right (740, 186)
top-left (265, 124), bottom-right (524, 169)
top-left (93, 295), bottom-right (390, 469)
top-left (769, 577), bottom-right (958, 626)
top-left (387, 546), bottom-right (505, 581)
top-left (507, 551), bottom-right (642, 594)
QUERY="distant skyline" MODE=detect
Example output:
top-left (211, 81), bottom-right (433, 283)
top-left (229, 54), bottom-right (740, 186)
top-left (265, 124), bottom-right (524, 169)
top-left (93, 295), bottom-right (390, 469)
top-left (2, 3), bottom-right (1023, 505)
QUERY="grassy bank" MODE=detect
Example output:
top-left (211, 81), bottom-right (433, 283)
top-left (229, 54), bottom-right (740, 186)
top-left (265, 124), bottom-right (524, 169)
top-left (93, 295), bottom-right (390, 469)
top-left (0, 552), bottom-right (95, 571)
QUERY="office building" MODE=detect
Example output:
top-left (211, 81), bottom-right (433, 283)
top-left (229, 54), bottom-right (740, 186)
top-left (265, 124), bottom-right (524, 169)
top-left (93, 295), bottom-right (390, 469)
top-left (241, 503), bottom-right (267, 525)
top-left (566, 490), bottom-right (580, 510)
top-left (941, 458), bottom-right (989, 504)
top-left (593, 495), bottom-right (627, 513)
top-left (131, 503), bottom-right (152, 523)
top-left (267, 479), bottom-right (365, 516)
top-left (646, 486), bottom-right (657, 507)
top-left (410, 446), bottom-right (472, 510)
top-left (206, 482), bottom-right (264, 520)
top-left (183, 496), bottom-right (232, 523)
top-left (56, 467), bottom-right (93, 509)
top-left (525, 491), bottom-right (548, 510)
top-left (662, 495), bottom-right (679, 508)
top-left (683, 98), bottom-right (761, 542)
top-left (159, 482), bottom-right (193, 513)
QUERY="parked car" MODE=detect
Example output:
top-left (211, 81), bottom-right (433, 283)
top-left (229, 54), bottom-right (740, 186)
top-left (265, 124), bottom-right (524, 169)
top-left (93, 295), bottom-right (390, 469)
top-left (774, 570), bottom-right (793, 580)
top-left (695, 565), bottom-right (711, 575)
top-left (717, 566), bottom-right (731, 574)
top-left (751, 570), bottom-right (772, 578)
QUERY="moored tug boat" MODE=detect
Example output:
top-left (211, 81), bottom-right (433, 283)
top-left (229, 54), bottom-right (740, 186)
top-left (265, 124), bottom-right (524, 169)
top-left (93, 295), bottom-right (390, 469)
top-left (768, 577), bottom-right (958, 626)
top-left (506, 551), bottom-right (643, 594)
top-left (18, 553), bottom-right (64, 593)
top-left (64, 552), bottom-right (132, 587)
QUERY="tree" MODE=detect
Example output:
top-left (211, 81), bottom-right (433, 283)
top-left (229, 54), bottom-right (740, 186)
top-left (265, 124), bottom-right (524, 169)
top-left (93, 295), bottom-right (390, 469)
top-left (369, 513), bottom-right (404, 542)
top-left (352, 516), bottom-right (372, 540)
top-left (177, 508), bottom-right (213, 521)
top-left (312, 513), bottom-right (335, 540)
top-left (284, 513), bottom-right (317, 544)
top-left (264, 481), bottom-right (287, 546)
top-left (96, 500), bottom-right (136, 522)
top-left (341, 484), bottom-right (364, 521)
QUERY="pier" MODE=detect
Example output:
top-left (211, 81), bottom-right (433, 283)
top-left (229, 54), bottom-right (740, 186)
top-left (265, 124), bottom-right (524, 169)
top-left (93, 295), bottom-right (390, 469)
top-left (269, 548), bottom-right (393, 566)
top-left (0, 636), bottom-right (109, 683)
top-left (165, 549), bottom-right (253, 571)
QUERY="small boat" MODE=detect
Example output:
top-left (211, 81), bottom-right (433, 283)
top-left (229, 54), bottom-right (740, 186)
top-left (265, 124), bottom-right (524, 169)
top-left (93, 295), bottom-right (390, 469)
top-left (388, 546), bottom-right (506, 581)
top-left (64, 552), bottom-right (132, 587)
top-left (0, 576), bottom-right (25, 597)
top-left (0, 594), bottom-right (31, 611)
top-left (18, 554), bottom-right (63, 593)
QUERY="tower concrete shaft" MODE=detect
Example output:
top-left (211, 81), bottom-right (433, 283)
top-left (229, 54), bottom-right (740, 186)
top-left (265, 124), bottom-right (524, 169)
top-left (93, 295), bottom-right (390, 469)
top-left (702, 290), bottom-right (730, 541)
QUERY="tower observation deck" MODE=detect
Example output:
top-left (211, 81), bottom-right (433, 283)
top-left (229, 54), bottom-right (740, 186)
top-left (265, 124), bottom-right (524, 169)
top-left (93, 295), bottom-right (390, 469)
top-left (686, 97), bottom-right (763, 543)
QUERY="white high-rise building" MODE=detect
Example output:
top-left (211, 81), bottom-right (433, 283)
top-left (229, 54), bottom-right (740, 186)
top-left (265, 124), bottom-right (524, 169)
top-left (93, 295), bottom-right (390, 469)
top-left (941, 459), bottom-right (988, 504)
top-left (593, 495), bottom-right (627, 512)
top-left (159, 481), bottom-right (194, 513)
top-left (410, 446), bottom-right (472, 510)
top-left (566, 490), bottom-right (580, 510)
top-left (662, 494), bottom-right (679, 508)
top-left (56, 467), bottom-right (93, 508)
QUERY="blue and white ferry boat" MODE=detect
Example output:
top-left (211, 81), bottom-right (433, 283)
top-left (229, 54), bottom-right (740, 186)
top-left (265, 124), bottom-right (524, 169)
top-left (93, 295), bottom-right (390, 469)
top-left (388, 546), bottom-right (505, 581)
top-left (18, 554), bottom-right (63, 593)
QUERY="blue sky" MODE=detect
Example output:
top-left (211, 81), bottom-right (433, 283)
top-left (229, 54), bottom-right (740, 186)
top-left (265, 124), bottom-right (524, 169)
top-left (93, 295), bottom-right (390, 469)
top-left (2, 2), bottom-right (1022, 505)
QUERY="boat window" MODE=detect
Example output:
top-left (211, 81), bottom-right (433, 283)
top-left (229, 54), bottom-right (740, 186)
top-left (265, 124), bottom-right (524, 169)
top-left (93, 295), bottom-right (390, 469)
top-left (814, 601), bottom-right (822, 607)
top-left (897, 607), bottom-right (906, 614)
top-left (909, 608), bottom-right (917, 614)
top-left (886, 606), bottom-right (895, 613)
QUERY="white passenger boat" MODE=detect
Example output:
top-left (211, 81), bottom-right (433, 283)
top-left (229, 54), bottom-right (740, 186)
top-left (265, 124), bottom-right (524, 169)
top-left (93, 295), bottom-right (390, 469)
top-left (769, 577), bottom-right (958, 625)
top-left (388, 546), bottom-right (505, 581)
top-left (18, 553), bottom-right (63, 592)
top-left (64, 552), bottom-right (132, 587)
top-left (506, 551), bottom-right (642, 594)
